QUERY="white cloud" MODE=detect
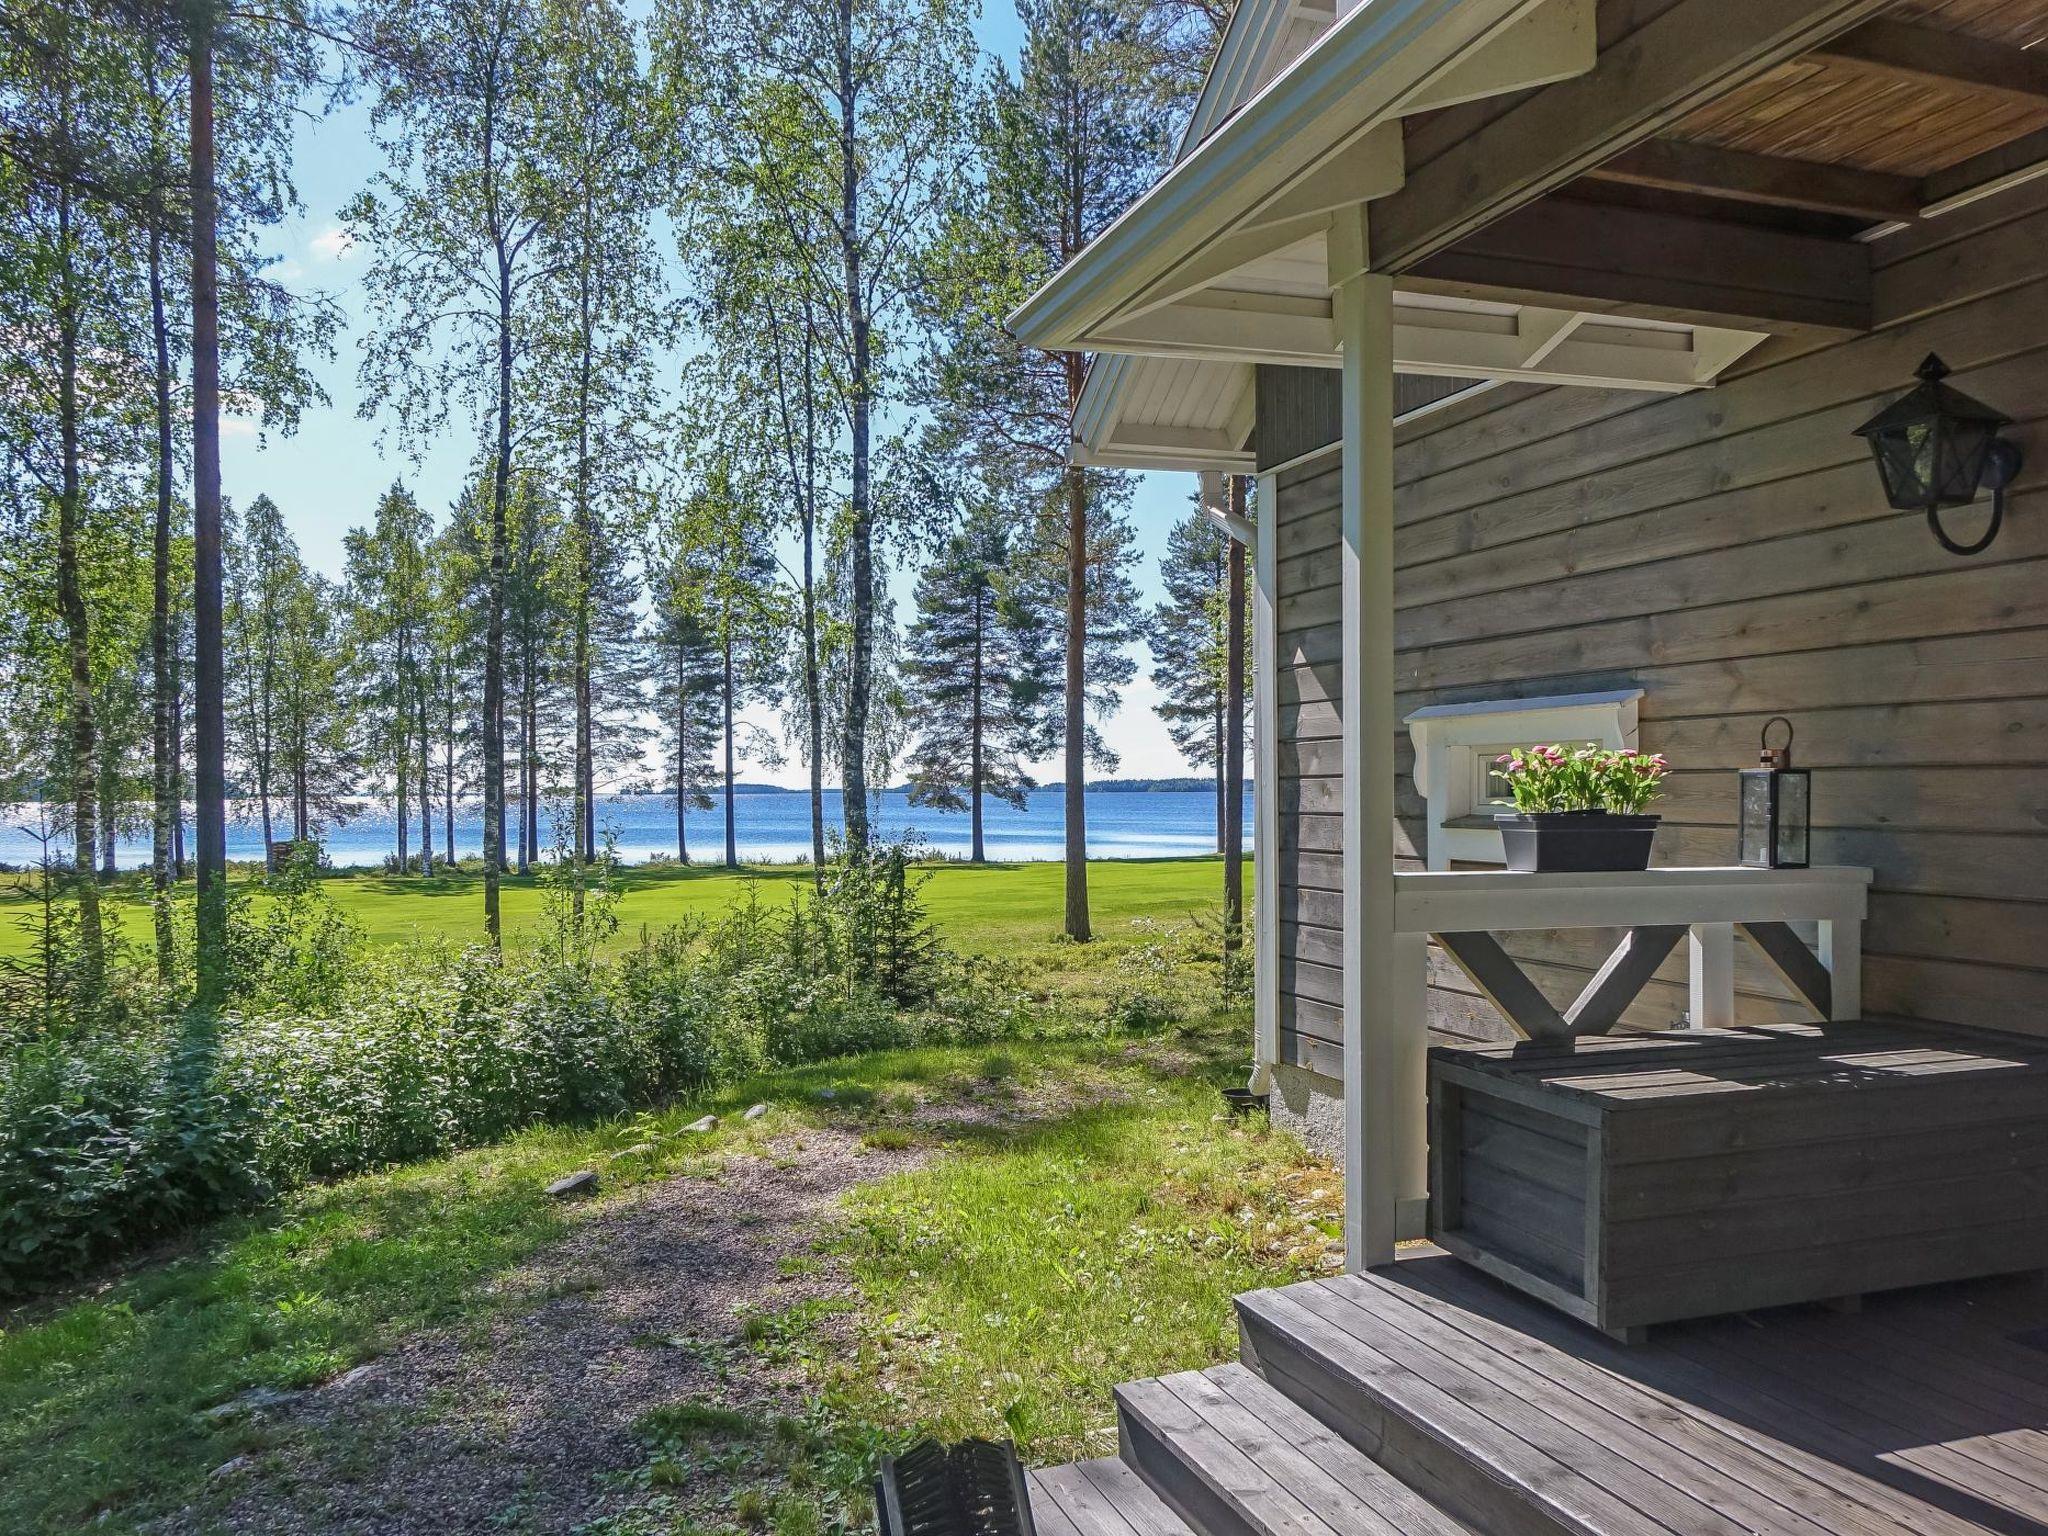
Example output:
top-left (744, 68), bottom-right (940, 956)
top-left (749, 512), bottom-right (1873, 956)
top-left (308, 226), bottom-right (355, 261)
top-left (221, 415), bottom-right (258, 439)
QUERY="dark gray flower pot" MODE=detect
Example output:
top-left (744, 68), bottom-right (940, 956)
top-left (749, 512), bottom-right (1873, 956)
top-left (1494, 811), bottom-right (1660, 873)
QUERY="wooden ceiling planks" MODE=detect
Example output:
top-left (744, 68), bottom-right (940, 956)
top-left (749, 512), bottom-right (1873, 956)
top-left (1677, 63), bottom-right (2048, 177)
top-left (1895, 0), bottom-right (2048, 47)
top-left (1574, 0), bottom-right (2048, 229)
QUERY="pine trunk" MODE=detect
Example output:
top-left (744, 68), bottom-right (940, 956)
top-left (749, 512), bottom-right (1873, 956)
top-left (396, 740), bottom-right (409, 873)
top-left (676, 633), bottom-right (691, 865)
top-left (1224, 476), bottom-right (1248, 954)
top-left (191, 10), bottom-right (228, 1003)
top-left (1062, 360), bottom-right (1090, 941)
top-left (970, 584), bottom-right (985, 865)
top-left (419, 684), bottom-right (433, 876)
top-left (722, 621), bottom-right (737, 868)
top-left (521, 652), bottom-right (538, 873)
top-left (149, 191), bottom-right (173, 992)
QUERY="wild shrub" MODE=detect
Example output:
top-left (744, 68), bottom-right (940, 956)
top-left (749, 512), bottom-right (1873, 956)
top-left (0, 1017), bottom-right (257, 1289)
top-left (225, 843), bottom-right (363, 1014)
top-left (0, 838), bottom-right (1033, 1294)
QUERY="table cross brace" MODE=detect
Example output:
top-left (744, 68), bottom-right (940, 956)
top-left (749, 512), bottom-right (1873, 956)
top-left (1436, 925), bottom-right (1688, 1040)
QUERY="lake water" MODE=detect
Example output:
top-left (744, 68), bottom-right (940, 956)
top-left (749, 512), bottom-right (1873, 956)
top-left (1, 788), bottom-right (1255, 870)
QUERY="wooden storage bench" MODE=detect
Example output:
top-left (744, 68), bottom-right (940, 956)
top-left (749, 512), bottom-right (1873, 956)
top-left (1427, 1022), bottom-right (2048, 1341)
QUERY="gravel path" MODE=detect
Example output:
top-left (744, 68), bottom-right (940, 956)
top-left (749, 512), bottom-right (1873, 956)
top-left (164, 1124), bottom-right (922, 1536)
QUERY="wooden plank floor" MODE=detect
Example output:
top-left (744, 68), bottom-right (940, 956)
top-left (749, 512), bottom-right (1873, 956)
top-left (1241, 1250), bottom-right (2048, 1536)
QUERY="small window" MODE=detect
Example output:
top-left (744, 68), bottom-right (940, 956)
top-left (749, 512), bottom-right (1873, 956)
top-left (1473, 744), bottom-right (1532, 809)
top-left (1405, 692), bottom-right (1643, 869)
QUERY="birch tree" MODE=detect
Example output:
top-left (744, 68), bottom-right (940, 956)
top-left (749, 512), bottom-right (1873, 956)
top-left (923, 0), bottom-right (1163, 938)
top-left (660, 0), bottom-right (972, 855)
top-left (349, 0), bottom-right (558, 938)
top-left (533, 0), bottom-right (664, 868)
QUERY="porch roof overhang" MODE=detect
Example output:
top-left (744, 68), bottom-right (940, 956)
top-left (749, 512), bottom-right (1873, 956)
top-left (1013, 0), bottom-right (1794, 473)
top-left (1020, 0), bottom-right (2048, 475)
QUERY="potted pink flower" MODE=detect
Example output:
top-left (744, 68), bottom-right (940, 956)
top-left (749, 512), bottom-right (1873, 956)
top-left (1492, 743), bottom-right (1669, 872)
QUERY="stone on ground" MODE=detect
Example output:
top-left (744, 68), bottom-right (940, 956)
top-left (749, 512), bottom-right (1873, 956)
top-left (684, 1115), bottom-right (718, 1134)
top-left (744, 1104), bottom-right (769, 1122)
top-left (546, 1170), bottom-right (600, 1199)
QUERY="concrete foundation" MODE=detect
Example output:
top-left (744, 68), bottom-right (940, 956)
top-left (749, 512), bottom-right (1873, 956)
top-left (1267, 1062), bottom-right (1345, 1167)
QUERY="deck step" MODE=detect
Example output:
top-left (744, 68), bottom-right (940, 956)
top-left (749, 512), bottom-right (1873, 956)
top-left (1239, 1273), bottom-right (1958, 1536)
top-left (1115, 1364), bottom-right (1476, 1536)
top-left (1238, 1281), bottom-right (1671, 1536)
top-left (1029, 1459), bottom-right (1201, 1536)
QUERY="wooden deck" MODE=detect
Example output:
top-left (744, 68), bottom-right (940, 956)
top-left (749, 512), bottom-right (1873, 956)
top-left (1031, 1250), bottom-right (2048, 1536)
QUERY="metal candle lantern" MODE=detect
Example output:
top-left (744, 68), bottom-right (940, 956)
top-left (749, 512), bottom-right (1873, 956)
top-left (1852, 353), bottom-right (2023, 556)
top-left (1739, 716), bottom-right (1810, 870)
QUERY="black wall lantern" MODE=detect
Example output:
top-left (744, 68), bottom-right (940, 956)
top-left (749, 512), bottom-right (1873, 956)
top-left (1853, 353), bottom-right (2023, 556)
top-left (1738, 717), bottom-right (1810, 870)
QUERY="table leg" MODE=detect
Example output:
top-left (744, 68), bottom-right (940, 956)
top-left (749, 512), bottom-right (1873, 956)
top-left (1818, 917), bottom-right (1862, 1021)
top-left (1688, 922), bottom-right (1735, 1029)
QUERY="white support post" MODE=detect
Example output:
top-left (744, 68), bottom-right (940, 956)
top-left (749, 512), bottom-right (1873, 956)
top-left (1252, 471), bottom-right (1282, 1091)
top-left (1333, 207), bottom-right (1402, 1271)
top-left (1818, 917), bottom-right (1863, 1021)
top-left (1688, 921), bottom-right (1736, 1029)
top-left (1391, 930), bottom-right (1431, 1242)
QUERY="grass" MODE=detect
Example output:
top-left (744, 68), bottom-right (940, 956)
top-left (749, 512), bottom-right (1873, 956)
top-left (820, 1063), bottom-right (1340, 1461)
top-left (0, 1017), bottom-right (1331, 1534)
top-left (0, 855), bottom-right (1243, 957)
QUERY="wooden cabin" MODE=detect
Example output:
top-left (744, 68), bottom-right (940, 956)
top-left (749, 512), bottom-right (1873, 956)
top-left (1004, 1), bottom-right (2048, 1531)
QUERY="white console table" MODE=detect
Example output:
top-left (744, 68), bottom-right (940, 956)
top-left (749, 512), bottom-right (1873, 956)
top-left (1395, 864), bottom-right (1872, 1038)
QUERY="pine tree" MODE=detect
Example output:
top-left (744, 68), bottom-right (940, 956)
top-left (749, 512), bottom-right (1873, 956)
top-left (503, 468), bottom-right (568, 874)
top-left (1148, 505), bottom-right (1230, 848)
top-left (698, 460), bottom-right (783, 867)
top-left (902, 501), bottom-right (1051, 864)
top-left (921, 0), bottom-right (1165, 937)
top-left (273, 571), bottom-right (355, 845)
top-left (532, 0), bottom-right (666, 867)
top-left (646, 566), bottom-right (721, 865)
top-left (225, 494), bottom-right (295, 868)
top-left (343, 482), bottom-right (433, 874)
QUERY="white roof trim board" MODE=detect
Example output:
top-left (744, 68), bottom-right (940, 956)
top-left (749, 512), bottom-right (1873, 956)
top-left (1045, 0), bottom-right (1770, 475)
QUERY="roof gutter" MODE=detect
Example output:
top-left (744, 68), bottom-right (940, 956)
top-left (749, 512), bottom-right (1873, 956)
top-left (1006, 0), bottom-right (1543, 351)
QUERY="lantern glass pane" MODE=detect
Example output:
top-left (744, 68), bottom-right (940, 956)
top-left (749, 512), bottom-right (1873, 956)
top-left (1936, 420), bottom-right (1993, 505)
top-left (1739, 770), bottom-right (1772, 867)
top-left (1873, 423), bottom-right (1939, 509)
top-left (1775, 770), bottom-right (1810, 869)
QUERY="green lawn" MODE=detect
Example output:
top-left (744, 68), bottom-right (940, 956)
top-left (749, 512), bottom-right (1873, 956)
top-left (0, 856), bottom-right (1245, 961)
top-left (0, 1020), bottom-right (1332, 1534)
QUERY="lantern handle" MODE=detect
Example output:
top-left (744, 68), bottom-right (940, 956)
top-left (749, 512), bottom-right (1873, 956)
top-left (1759, 716), bottom-right (1795, 769)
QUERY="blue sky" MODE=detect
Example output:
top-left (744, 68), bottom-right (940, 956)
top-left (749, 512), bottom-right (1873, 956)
top-left (220, 0), bottom-right (1198, 791)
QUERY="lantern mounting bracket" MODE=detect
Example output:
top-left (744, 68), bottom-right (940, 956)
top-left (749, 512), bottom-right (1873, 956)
top-left (1929, 437), bottom-right (2020, 556)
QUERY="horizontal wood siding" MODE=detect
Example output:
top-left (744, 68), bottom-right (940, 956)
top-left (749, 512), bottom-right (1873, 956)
top-left (1266, 178), bottom-right (2048, 1063)
top-left (1273, 452), bottom-right (1345, 1073)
